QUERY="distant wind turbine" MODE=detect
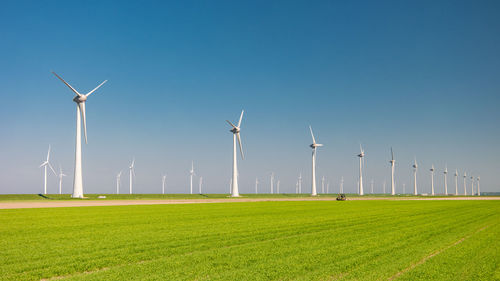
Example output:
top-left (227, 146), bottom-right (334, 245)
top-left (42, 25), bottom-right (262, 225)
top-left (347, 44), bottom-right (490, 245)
top-left (58, 165), bottom-right (67, 195)
top-left (412, 158), bottom-right (418, 195)
top-left (270, 172), bottom-right (275, 194)
top-left (298, 173), bottom-right (302, 193)
top-left (470, 175), bottom-right (474, 195)
top-left (340, 176), bottom-right (344, 193)
top-left (444, 165), bottom-right (448, 195)
top-left (327, 181), bottom-right (330, 194)
top-left (389, 148), bottom-right (396, 195)
top-left (52, 72), bottom-right (107, 198)
top-left (403, 183), bottom-right (406, 194)
top-left (477, 176), bottom-right (480, 196)
top-left (454, 169), bottom-right (458, 195)
top-left (463, 172), bottom-right (467, 196)
top-left (162, 174), bottom-right (166, 195)
top-left (277, 179), bottom-right (280, 194)
top-left (129, 158), bottom-right (135, 194)
top-left (226, 110), bottom-right (245, 197)
top-left (255, 178), bottom-right (259, 194)
top-left (383, 180), bottom-right (386, 194)
top-left (116, 171), bottom-right (122, 194)
top-left (198, 176), bottom-right (203, 194)
top-left (189, 161), bottom-right (195, 195)
top-left (309, 126), bottom-right (323, 196)
top-left (357, 145), bottom-right (365, 196)
top-left (39, 145), bottom-right (56, 195)
top-left (430, 164), bottom-right (435, 195)
top-left (321, 176), bottom-right (325, 194)
top-left (370, 179), bottom-right (374, 194)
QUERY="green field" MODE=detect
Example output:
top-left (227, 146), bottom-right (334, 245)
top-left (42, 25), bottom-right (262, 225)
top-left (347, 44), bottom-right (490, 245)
top-left (0, 200), bottom-right (498, 280)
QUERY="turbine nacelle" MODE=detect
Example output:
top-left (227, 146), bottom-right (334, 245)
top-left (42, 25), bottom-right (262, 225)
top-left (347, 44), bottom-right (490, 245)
top-left (73, 95), bottom-right (87, 103)
top-left (310, 143), bottom-right (323, 149)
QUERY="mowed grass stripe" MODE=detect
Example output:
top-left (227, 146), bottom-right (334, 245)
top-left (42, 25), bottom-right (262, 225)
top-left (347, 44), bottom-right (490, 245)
top-left (0, 200), bottom-right (498, 280)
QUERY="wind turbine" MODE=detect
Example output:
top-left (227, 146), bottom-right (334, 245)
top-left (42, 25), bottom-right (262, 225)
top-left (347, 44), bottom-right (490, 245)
top-left (454, 169), bottom-right (458, 195)
top-left (327, 181), bottom-right (330, 194)
top-left (470, 175), bottom-right (474, 196)
top-left (444, 165), bottom-right (448, 195)
top-left (321, 176), bottom-right (325, 194)
top-left (340, 176), bottom-right (344, 193)
top-left (189, 161), bottom-right (195, 195)
top-left (390, 148), bottom-right (396, 195)
top-left (295, 181), bottom-right (299, 194)
top-left (412, 158), bottom-right (418, 195)
top-left (277, 179), bottom-right (280, 194)
top-left (116, 171), bottom-right (122, 194)
top-left (477, 176), bottom-right (480, 196)
top-left (226, 110), bottom-right (245, 197)
top-left (129, 158), bottom-right (135, 194)
top-left (39, 145), bottom-right (56, 195)
top-left (383, 180), bottom-right (386, 194)
top-left (430, 164), bottom-right (435, 195)
top-left (52, 72), bottom-right (107, 198)
top-left (463, 172), bottom-right (467, 196)
top-left (58, 165), bottom-right (67, 195)
top-left (403, 183), bottom-right (406, 194)
top-left (298, 173), bottom-right (302, 193)
top-left (255, 178), bottom-right (259, 194)
top-left (370, 179), bottom-right (374, 194)
top-left (270, 172), bottom-right (275, 194)
top-left (309, 126), bottom-right (323, 196)
top-left (162, 174), bottom-right (166, 195)
top-left (357, 145), bottom-right (365, 196)
top-left (198, 176), bottom-right (203, 194)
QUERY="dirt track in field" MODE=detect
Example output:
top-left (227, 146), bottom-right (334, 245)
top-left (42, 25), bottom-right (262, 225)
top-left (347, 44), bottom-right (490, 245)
top-left (0, 196), bottom-right (498, 209)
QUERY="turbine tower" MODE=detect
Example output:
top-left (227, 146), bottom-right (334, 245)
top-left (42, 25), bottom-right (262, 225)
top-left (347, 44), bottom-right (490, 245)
top-left (226, 110), bottom-right (245, 197)
top-left (270, 172), bottom-right (274, 194)
top-left (162, 174), bottom-right (166, 195)
top-left (444, 165), bottom-right (448, 195)
top-left (129, 159), bottom-right (135, 194)
top-left (390, 147), bottom-right (396, 195)
top-left (255, 178), bottom-right (259, 194)
top-left (383, 180), bottom-right (386, 194)
top-left (321, 176), bottom-right (325, 194)
top-left (454, 169), bottom-right (458, 195)
top-left (198, 176), bottom-right (203, 194)
top-left (298, 173), bottom-right (302, 193)
top-left (463, 172), bottom-right (467, 196)
top-left (412, 158), bottom-right (418, 195)
top-left (189, 161), bottom-right (195, 195)
top-left (477, 176), bottom-right (480, 196)
top-left (340, 176), bottom-right (344, 193)
top-left (39, 145), bottom-right (56, 195)
top-left (430, 164), bottom-right (435, 195)
top-left (470, 175), bottom-right (474, 196)
top-left (370, 179), bottom-right (374, 194)
top-left (116, 171), bottom-right (122, 194)
top-left (58, 165), bottom-right (67, 195)
top-left (309, 126), bottom-right (323, 196)
top-left (277, 179), bottom-right (280, 194)
top-left (327, 181), bottom-right (330, 194)
top-left (357, 145), bottom-right (365, 196)
top-left (52, 72), bottom-right (107, 198)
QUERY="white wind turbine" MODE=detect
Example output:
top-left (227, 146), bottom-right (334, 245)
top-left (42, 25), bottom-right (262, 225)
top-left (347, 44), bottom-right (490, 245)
top-left (58, 165), bottom-right (67, 195)
top-left (298, 173), bottom-right (302, 193)
top-left (129, 158), bottom-right (135, 194)
top-left (198, 176), bottom-right (203, 194)
top-left (444, 165), bottom-right (448, 195)
top-left (477, 176), bottom-right (480, 196)
top-left (327, 181), bottom-right (330, 194)
top-left (277, 179), bottom-right (280, 194)
top-left (357, 145), bottom-right (365, 196)
top-left (39, 145), bottom-right (57, 195)
top-left (226, 110), bottom-right (245, 197)
top-left (370, 179), bottom-right (374, 194)
top-left (430, 164), bottom-right (435, 195)
top-left (189, 161), bottom-right (195, 195)
top-left (463, 172), bottom-right (467, 195)
top-left (321, 176), bottom-right (325, 194)
top-left (162, 174), bottom-right (166, 195)
top-left (340, 176), bottom-right (344, 193)
top-left (270, 172), bottom-right (275, 194)
top-left (389, 148), bottom-right (396, 195)
top-left (470, 175), bottom-right (474, 195)
top-left (52, 72), bottom-right (107, 198)
top-left (383, 180), bottom-right (386, 194)
top-left (309, 126), bottom-right (323, 196)
top-left (412, 158), bottom-right (418, 195)
top-left (454, 169), bottom-right (458, 195)
top-left (255, 178), bottom-right (259, 194)
top-left (296, 180), bottom-right (299, 194)
top-left (116, 171), bottom-right (122, 194)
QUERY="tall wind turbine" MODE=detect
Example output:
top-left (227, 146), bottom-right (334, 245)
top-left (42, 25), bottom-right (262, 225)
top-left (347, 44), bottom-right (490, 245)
top-left (198, 176), bottom-right (203, 194)
top-left (444, 165), bottom-right (448, 195)
top-left (277, 179), bottom-right (280, 194)
top-left (463, 172), bottom-right (467, 195)
top-left (390, 148), bottom-right (396, 195)
top-left (116, 171), bottom-right (122, 194)
top-left (296, 181), bottom-right (299, 194)
top-left (39, 145), bottom-right (56, 195)
top-left (370, 179), bottom-right (374, 194)
top-left (270, 172), bottom-right (275, 194)
top-left (454, 169), bottom-right (458, 195)
top-left (477, 176), bottom-right (480, 196)
top-left (162, 174), bottom-right (166, 195)
top-left (58, 165), bottom-right (67, 195)
top-left (255, 178), bottom-right (259, 194)
top-left (226, 110), bottom-right (245, 197)
top-left (298, 173), bottom-right (302, 193)
top-left (470, 175), bottom-right (474, 196)
top-left (327, 181), bottom-right (330, 194)
top-left (309, 126), bottom-right (323, 196)
top-left (430, 164), bottom-right (435, 195)
top-left (357, 145), bottom-right (365, 196)
top-left (189, 161), bottom-right (195, 195)
top-left (340, 176), bottom-right (344, 193)
top-left (129, 158), bottom-right (135, 194)
top-left (321, 176), bottom-right (325, 194)
top-left (53, 72), bottom-right (107, 198)
top-left (383, 180), bottom-right (386, 194)
top-left (412, 158), bottom-right (418, 195)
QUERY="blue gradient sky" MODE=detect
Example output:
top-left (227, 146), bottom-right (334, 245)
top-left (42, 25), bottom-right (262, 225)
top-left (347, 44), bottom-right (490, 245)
top-left (1, 0), bottom-right (499, 194)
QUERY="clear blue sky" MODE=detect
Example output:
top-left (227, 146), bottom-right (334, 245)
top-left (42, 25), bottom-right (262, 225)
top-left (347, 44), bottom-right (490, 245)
top-left (1, 0), bottom-right (499, 194)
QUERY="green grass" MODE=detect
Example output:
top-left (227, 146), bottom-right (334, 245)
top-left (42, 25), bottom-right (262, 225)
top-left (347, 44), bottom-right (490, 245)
top-left (0, 200), bottom-right (498, 280)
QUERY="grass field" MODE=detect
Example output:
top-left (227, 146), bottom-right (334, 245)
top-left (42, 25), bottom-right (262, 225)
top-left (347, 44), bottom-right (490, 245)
top-left (0, 200), bottom-right (498, 280)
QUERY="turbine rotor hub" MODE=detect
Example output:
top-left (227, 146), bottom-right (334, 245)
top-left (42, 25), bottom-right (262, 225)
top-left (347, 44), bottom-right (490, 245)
top-left (73, 95), bottom-right (87, 103)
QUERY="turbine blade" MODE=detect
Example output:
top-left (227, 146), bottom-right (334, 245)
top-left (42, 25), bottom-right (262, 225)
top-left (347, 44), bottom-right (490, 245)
top-left (52, 72), bottom-right (82, 96)
top-left (237, 110), bottom-right (244, 128)
top-left (391, 147), bottom-right (394, 160)
top-left (86, 80), bottom-right (107, 96)
top-left (226, 120), bottom-right (237, 129)
top-left (79, 103), bottom-right (88, 144)
top-left (309, 126), bottom-right (316, 144)
top-left (48, 162), bottom-right (57, 176)
top-left (237, 133), bottom-right (244, 159)
top-left (47, 145), bottom-right (51, 161)
top-left (39, 161), bottom-right (47, 168)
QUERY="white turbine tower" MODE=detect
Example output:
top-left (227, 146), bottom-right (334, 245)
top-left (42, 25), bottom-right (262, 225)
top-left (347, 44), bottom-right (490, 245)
top-left (277, 179), bottom-right (280, 194)
top-left (470, 175), bottom-right (474, 196)
top-left (412, 158), bottom-right (418, 195)
top-left (390, 148), bottom-right (396, 195)
top-left (255, 178), bottom-right (259, 194)
top-left (116, 171), bottom-right (122, 194)
top-left (162, 174), bottom-right (166, 195)
top-left (58, 165), bottom-right (67, 195)
top-left (477, 176), bottom-right (480, 196)
top-left (39, 145), bottom-right (56, 195)
top-left (309, 126), bottom-right (323, 196)
top-left (430, 164), bottom-right (435, 195)
top-left (298, 173), bottom-right (302, 193)
top-left (189, 161), bottom-right (195, 195)
top-left (340, 176), bottom-right (344, 193)
top-left (383, 180), bottom-right (386, 194)
top-left (357, 145), bottom-right (365, 196)
top-left (226, 110), bottom-right (245, 197)
top-left (270, 172), bottom-right (275, 194)
top-left (327, 181), bottom-right (330, 194)
top-left (370, 179), bottom-right (374, 194)
top-left (463, 172), bottom-right (467, 196)
top-left (454, 169), bottom-right (458, 195)
top-left (198, 176), bottom-right (203, 194)
top-left (129, 159), bottom-right (135, 194)
top-left (296, 180), bottom-right (299, 194)
top-left (52, 72), bottom-right (107, 198)
top-left (321, 176), bottom-right (325, 194)
top-left (444, 165), bottom-right (448, 195)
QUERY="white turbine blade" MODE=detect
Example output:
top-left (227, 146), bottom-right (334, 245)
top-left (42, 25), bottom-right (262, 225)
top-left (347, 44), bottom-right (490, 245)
top-left (86, 80), bottom-right (107, 96)
top-left (131, 158), bottom-right (135, 168)
top-left (52, 72), bottom-right (82, 96)
top-left (391, 147), bottom-right (394, 160)
top-left (309, 126), bottom-right (316, 144)
top-left (316, 143), bottom-right (323, 147)
top-left (226, 120), bottom-right (237, 129)
top-left (39, 161), bottom-right (48, 168)
top-left (46, 145), bottom-right (51, 161)
top-left (360, 143), bottom-right (364, 154)
top-left (237, 132), bottom-right (244, 159)
top-left (237, 110), bottom-right (244, 128)
top-left (48, 162), bottom-right (57, 176)
top-left (79, 102), bottom-right (88, 144)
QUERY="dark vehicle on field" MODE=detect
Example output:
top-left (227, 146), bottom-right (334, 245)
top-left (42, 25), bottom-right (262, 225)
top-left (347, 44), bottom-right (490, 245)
top-left (336, 194), bottom-right (346, 201)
